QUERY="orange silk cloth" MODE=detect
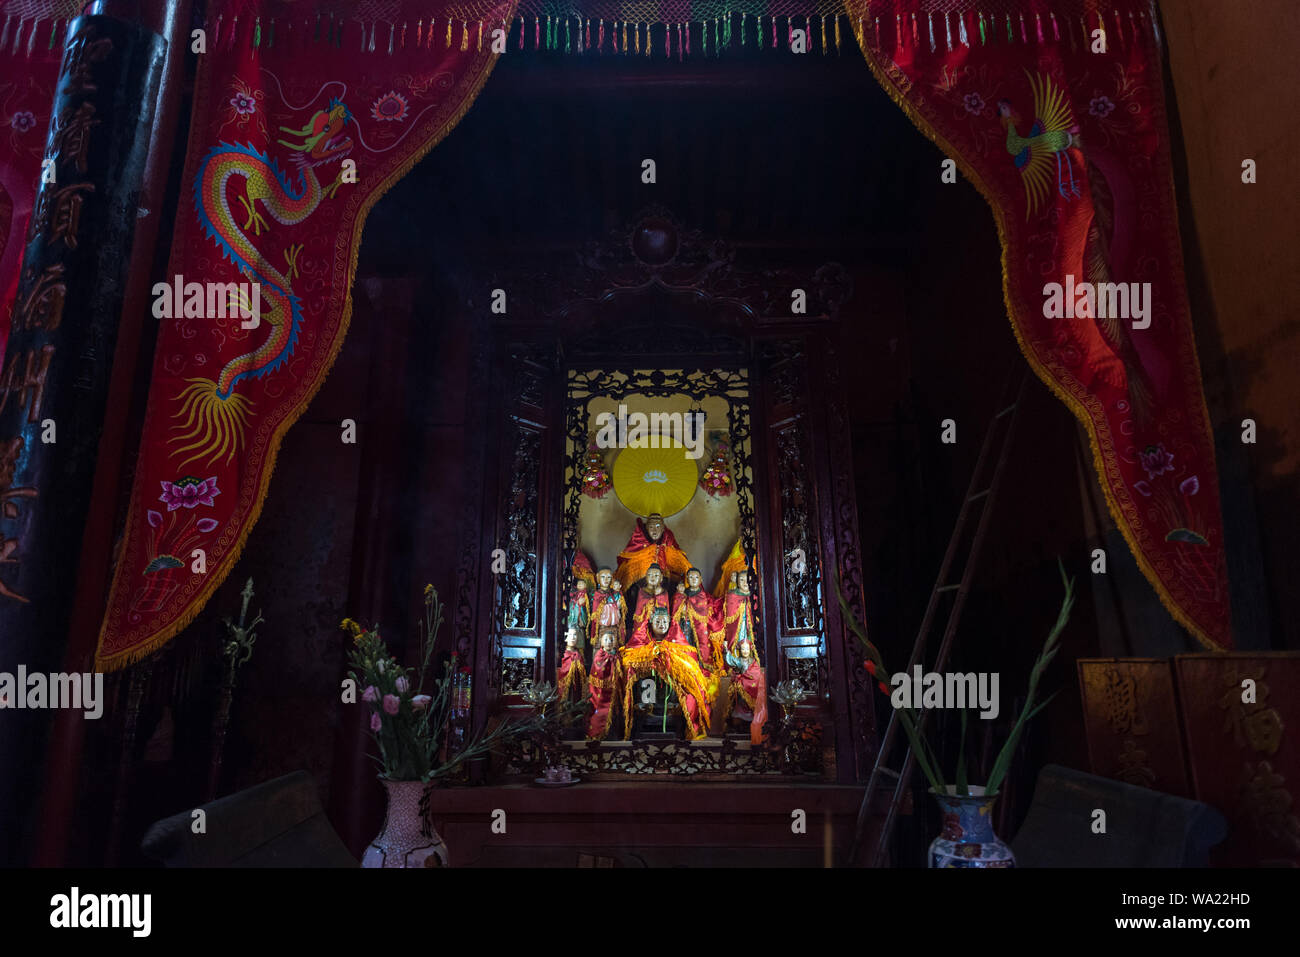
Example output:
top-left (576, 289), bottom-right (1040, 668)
top-left (619, 638), bottom-right (712, 740)
top-left (587, 648), bottom-right (622, 741)
top-left (614, 519), bottom-right (693, 589)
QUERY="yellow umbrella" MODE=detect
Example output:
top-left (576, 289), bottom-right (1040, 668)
top-left (612, 442), bottom-right (698, 517)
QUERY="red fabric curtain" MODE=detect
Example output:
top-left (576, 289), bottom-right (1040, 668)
top-left (95, 1), bottom-right (516, 670)
top-left (846, 0), bottom-right (1231, 649)
top-left (0, 14), bottom-right (65, 364)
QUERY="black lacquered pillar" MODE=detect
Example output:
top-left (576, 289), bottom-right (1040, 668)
top-left (0, 15), bottom-right (164, 864)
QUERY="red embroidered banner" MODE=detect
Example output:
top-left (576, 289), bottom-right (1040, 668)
top-left (847, 0), bottom-right (1231, 649)
top-left (95, 1), bottom-right (515, 669)
top-left (0, 5), bottom-right (66, 363)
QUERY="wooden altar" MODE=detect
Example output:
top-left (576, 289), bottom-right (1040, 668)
top-left (451, 209), bottom-right (878, 785)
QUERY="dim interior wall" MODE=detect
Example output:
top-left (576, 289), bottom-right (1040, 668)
top-left (1158, 0), bottom-right (1300, 649)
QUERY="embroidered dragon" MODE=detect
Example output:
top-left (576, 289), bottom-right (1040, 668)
top-left (171, 98), bottom-right (352, 467)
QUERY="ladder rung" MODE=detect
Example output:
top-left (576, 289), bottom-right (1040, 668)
top-left (967, 488), bottom-right (991, 502)
top-left (936, 584), bottom-right (960, 593)
top-left (877, 767), bottom-right (901, 779)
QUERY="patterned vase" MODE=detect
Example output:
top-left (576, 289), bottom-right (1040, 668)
top-left (361, 779), bottom-right (449, 868)
top-left (928, 786), bottom-right (1015, 868)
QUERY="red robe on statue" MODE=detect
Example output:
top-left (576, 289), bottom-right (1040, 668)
top-left (558, 649), bottom-right (587, 705)
top-left (627, 587), bottom-right (672, 648)
top-left (587, 647), bottom-right (621, 741)
top-left (614, 519), bottom-right (693, 590)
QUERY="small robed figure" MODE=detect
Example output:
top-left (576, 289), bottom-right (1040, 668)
top-left (723, 632), bottom-right (769, 746)
top-left (627, 564), bottom-right (672, 648)
top-left (557, 627), bottom-right (588, 706)
top-left (722, 569), bottom-right (757, 656)
top-left (673, 566), bottom-right (725, 674)
top-left (587, 629), bottom-right (622, 741)
top-left (589, 566), bottom-right (627, 649)
top-left (614, 512), bottom-right (693, 592)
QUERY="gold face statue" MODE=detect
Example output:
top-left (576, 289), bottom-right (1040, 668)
top-left (597, 568), bottom-right (613, 590)
top-left (736, 570), bottom-right (750, 593)
top-left (686, 569), bottom-right (702, 590)
top-left (564, 628), bottom-right (579, 650)
top-left (645, 565), bottom-right (663, 590)
top-left (645, 513), bottom-right (665, 542)
top-left (650, 608), bottom-right (671, 638)
top-left (575, 579), bottom-right (587, 593)
top-left (600, 630), bottom-right (617, 653)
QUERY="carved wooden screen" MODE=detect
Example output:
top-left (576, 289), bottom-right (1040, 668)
top-left (482, 343), bottom-right (559, 708)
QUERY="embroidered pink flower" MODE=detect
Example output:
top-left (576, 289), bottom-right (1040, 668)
top-left (382, 694), bottom-right (400, 715)
top-left (1139, 444), bottom-right (1175, 480)
top-left (1089, 95), bottom-right (1115, 118)
top-left (369, 712), bottom-right (382, 732)
top-left (411, 694), bottom-right (432, 711)
top-left (196, 517), bottom-right (218, 533)
top-left (147, 510), bottom-right (163, 528)
top-left (11, 111), bottom-right (35, 132)
top-left (370, 91), bottom-right (409, 122)
top-left (158, 475), bottom-right (220, 510)
top-left (963, 92), bottom-right (985, 115)
top-left (362, 685), bottom-right (379, 703)
top-left (1179, 475), bottom-right (1200, 496)
top-left (230, 92), bottom-right (256, 115)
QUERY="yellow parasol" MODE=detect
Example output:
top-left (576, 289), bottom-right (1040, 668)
top-left (612, 442), bottom-right (698, 518)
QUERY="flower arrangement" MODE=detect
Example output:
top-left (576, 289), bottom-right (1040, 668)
top-left (342, 584), bottom-right (550, 782)
top-left (834, 561), bottom-right (1076, 797)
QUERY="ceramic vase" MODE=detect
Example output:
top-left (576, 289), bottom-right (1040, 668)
top-left (361, 779), bottom-right (449, 868)
top-left (928, 785), bottom-right (1015, 868)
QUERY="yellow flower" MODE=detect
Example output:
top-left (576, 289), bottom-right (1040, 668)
top-left (340, 618), bottom-right (363, 638)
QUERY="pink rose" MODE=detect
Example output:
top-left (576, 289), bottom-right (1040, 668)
top-left (369, 712), bottom-right (382, 732)
top-left (382, 694), bottom-right (400, 715)
top-left (395, 676), bottom-right (410, 694)
top-left (362, 685), bottom-right (378, 703)
top-left (411, 695), bottom-right (432, 711)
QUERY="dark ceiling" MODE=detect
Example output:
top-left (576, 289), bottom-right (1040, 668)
top-left (363, 47), bottom-right (944, 273)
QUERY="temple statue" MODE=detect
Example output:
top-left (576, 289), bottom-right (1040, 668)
top-left (722, 569), bottom-right (757, 653)
top-left (615, 512), bottom-right (693, 591)
top-left (567, 553), bottom-right (596, 641)
top-left (589, 566), bottom-right (627, 649)
top-left (673, 567), bottom-right (725, 673)
top-left (557, 627), bottom-right (588, 705)
top-left (619, 606), bottom-right (713, 741)
top-left (627, 564), bottom-right (673, 647)
top-left (723, 632), bottom-right (769, 746)
top-left (587, 629), bottom-right (622, 741)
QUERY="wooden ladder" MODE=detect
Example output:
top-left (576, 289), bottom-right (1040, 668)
top-left (850, 369), bottom-right (1030, 867)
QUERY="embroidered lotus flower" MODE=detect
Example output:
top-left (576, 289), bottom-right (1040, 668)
top-left (158, 475), bottom-right (220, 510)
top-left (963, 92), bottom-right (985, 115)
top-left (370, 91), bottom-right (409, 122)
top-left (11, 110), bottom-right (35, 132)
top-left (1089, 95), bottom-right (1115, 118)
top-left (1139, 444), bottom-right (1175, 480)
top-left (196, 518), bottom-right (219, 533)
top-left (147, 510), bottom-right (163, 528)
top-left (230, 93), bottom-right (256, 115)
